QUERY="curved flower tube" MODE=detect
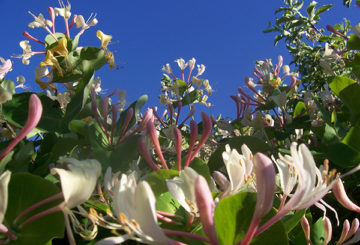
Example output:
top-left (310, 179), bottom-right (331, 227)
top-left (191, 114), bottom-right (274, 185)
top-left (0, 94), bottom-right (43, 161)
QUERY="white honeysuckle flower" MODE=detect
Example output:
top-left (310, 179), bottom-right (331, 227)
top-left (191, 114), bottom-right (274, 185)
top-left (283, 65), bottom-right (290, 74)
top-left (221, 144), bottom-right (255, 197)
top-left (188, 58), bottom-right (196, 70)
top-left (92, 76), bottom-right (102, 94)
top-left (161, 63), bottom-right (172, 74)
top-left (103, 167), bottom-right (121, 193)
top-left (203, 80), bottom-right (214, 95)
top-left (54, 0), bottom-right (71, 19)
top-left (166, 167), bottom-right (199, 216)
top-left (0, 171), bottom-right (11, 224)
top-left (28, 12), bottom-right (52, 29)
top-left (197, 64), bottom-right (206, 76)
top-left (75, 14), bottom-right (98, 30)
top-left (319, 43), bottom-right (345, 74)
top-left (270, 91), bottom-right (287, 108)
top-left (35, 66), bottom-right (51, 83)
top-left (0, 58), bottom-right (12, 80)
top-left (264, 114), bottom-right (274, 126)
top-left (174, 58), bottom-right (187, 71)
top-left (16, 75), bottom-right (25, 84)
top-left (272, 153), bottom-right (297, 196)
top-left (191, 77), bottom-right (203, 88)
top-left (51, 157), bottom-right (101, 210)
top-left (19, 40), bottom-right (33, 65)
top-left (352, 23), bottom-right (360, 38)
top-left (106, 173), bottom-right (169, 245)
top-left (255, 60), bottom-right (271, 82)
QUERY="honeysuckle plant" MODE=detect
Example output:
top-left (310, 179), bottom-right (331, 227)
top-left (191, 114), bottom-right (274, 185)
top-left (1, 0), bottom-right (360, 244)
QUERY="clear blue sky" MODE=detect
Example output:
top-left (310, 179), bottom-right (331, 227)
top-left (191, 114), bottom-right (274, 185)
top-left (1, 0), bottom-right (358, 119)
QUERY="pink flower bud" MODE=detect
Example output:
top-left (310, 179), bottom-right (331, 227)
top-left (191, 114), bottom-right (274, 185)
top-left (333, 179), bottom-right (360, 213)
top-left (0, 94), bottom-right (42, 161)
top-left (300, 216), bottom-right (311, 245)
top-left (195, 176), bottom-right (218, 245)
top-left (323, 217), bottom-right (332, 245)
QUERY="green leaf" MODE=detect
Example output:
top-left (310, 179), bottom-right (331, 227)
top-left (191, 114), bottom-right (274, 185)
top-left (109, 135), bottom-right (142, 172)
top-left (327, 142), bottom-right (360, 168)
top-left (61, 69), bottom-right (94, 131)
top-left (181, 90), bottom-right (202, 106)
top-left (342, 125), bottom-right (360, 152)
top-left (310, 218), bottom-right (325, 245)
top-left (306, 1), bottom-right (317, 18)
top-left (0, 151), bottom-right (14, 173)
top-left (293, 101), bottom-right (307, 118)
top-left (1, 79), bottom-right (15, 94)
top-left (146, 169), bottom-right (179, 196)
top-left (329, 76), bottom-right (360, 124)
top-left (347, 34), bottom-right (360, 50)
top-left (214, 192), bottom-right (288, 245)
top-left (282, 209), bottom-right (306, 234)
top-left (2, 93), bottom-right (63, 132)
top-left (8, 142), bottom-right (34, 172)
top-left (323, 124), bottom-right (338, 143)
top-left (156, 192), bottom-right (181, 214)
top-left (188, 157), bottom-right (211, 184)
top-left (316, 4), bottom-right (333, 15)
top-left (5, 173), bottom-right (65, 245)
top-left (44, 33), bottom-right (66, 49)
top-left (208, 136), bottom-right (271, 173)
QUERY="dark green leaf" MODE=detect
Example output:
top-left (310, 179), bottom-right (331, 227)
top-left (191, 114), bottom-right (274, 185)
top-left (347, 34), bottom-right (360, 50)
top-left (5, 173), bottom-right (65, 245)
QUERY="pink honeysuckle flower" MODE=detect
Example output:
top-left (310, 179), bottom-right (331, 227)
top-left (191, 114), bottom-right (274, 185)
top-left (300, 216), bottom-right (311, 245)
top-left (0, 94), bottom-right (43, 161)
top-left (255, 143), bottom-right (360, 237)
top-left (240, 153), bottom-right (276, 245)
top-left (0, 57), bottom-right (12, 79)
top-left (323, 216), bottom-right (332, 245)
top-left (332, 179), bottom-right (360, 213)
top-left (195, 175), bottom-right (218, 245)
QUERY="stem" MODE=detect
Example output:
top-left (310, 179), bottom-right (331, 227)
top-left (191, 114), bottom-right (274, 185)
top-left (238, 217), bottom-right (260, 245)
top-left (20, 201), bottom-right (66, 228)
top-left (186, 214), bottom-right (194, 230)
top-left (64, 213), bottom-right (76, 245)
top-left (14, 192), bottom-right (64, 224)
top-left (163, 229), bottom-right (210, 243)
top-left (64, 18), bottom-right (70, 38)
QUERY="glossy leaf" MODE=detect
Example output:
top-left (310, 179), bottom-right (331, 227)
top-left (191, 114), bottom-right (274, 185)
top-left (146, 169), bottom-right (179, 196)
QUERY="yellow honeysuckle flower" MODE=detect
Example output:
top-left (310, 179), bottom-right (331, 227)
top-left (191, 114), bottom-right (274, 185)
top-left (105, 51), bottom-right (115, 69)
top-left (40, 51), bottom-right (63, 76)
top-left (50, 37), bottom-right (69, 58)
top-left (96, 30), bottom-right (112, 49)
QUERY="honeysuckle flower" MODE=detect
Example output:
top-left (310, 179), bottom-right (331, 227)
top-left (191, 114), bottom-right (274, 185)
top-left (332, 179), bottom-right (360, 213)
top-left (75, 14), bottom-right (98, 30)
top-left (0, 57), bottom-right (12, 79)
top-left (50, 37), bottom-right (69, 58)
top-left (104, 173), bottom-right (170, 244)
top-left (97, 30), bottom-right (112, 49)
top-left (255, 143), bottom-right (360, 237)
top-left (96, 30), bottom-right (115, 69)
top-left (161, 63), bottom-right (172, 74)
top-left (28, 12), bottom-right (53, 29)
top-left (192, 77), bottom-right (203, 88)
top-left (0, 94), bottom-right (43, 161)
top-left (0, 171), bottom-right (11, 224)
top-left (195, 175), bottom-right (218, 245)
top-left (174, 58), bottom-right (187, 71)
top-left (16, 76), bottom-right (25, 84)
top-left (337, 219), bottom-right (360, 245)
top-left (323, 216), bottom-right (332, 245)
top-left (166, 167), bottom-right (200, 216)
top-left (197, 64), bottom-right (206, 76)
top-left (221, 144), bottom-right (255, 197)
top-left (188, 58), bottom-right (196, 70)
top-left (19, 40), bottom-right (33, 65)
top-left (50, 157), bottom-right (101, 210)
top-left (54, 0), bottom-right (71, 19)
top-left (40, 51), bottom-right (63, 76)
top-left (319, 43), bottom-right (345, 74)
top-left (272, 153), bottom-right (297, 198)
top-left (203, 80), bottom-right (214, 95)
top-left (241, 152), bottom-right (276, 245)
top-left (92, 76), bottom-right (102, 94)
top-left (300, 216), bottom-right (311, 245)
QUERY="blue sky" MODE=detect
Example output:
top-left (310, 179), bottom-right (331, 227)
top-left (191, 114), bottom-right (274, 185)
top-left (1, 0), bottom-right (358, 119)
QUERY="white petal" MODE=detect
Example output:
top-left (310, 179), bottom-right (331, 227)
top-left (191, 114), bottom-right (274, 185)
top-left (95, 234), bottom-right (130, 245)
top-left (0, 171), bottom-right (11, 223)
